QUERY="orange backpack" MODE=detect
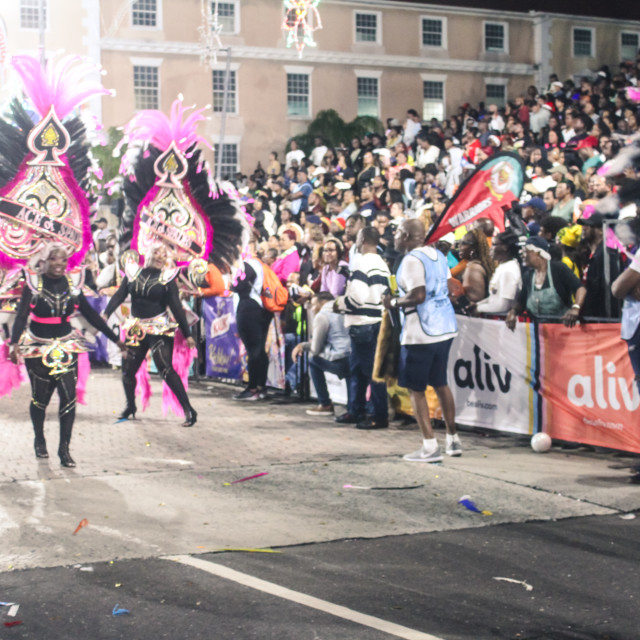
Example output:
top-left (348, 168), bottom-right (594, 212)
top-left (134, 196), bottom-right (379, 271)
top-left (259, 261), bottom-right (289, 313)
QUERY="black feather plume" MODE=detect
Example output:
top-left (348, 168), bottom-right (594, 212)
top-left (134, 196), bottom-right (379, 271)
top-left (186, 148), bottom-right (246, 269)
top-left (120, 144), bottom-right (246, 269)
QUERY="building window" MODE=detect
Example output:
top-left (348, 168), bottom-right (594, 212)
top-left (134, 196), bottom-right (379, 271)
top-left (486, 83), bottom-right (506, 108)
top-left (212, 69), bottom-right (236, 113)
top-left (484, 22), bottom-right (506, 52)
top-left (573, 28), bottom-right (593, 57)
top-left (20, 0), bottom-right (47, 29)
top-left (287, 73), bottom-right (310, 117)
top-left (357, 77), bottom-right (379, 118)
top-left (423, 81), bottom-right (444, 121)
top-left (132, 0), bottom-right (157, 27)
top-left (355, 12), bottom-right (379, 43)
top-left (421, 18), bottom-right (443, 48)
top-left (213, 1), bottom-right (237, 34)
top-left (134, 65), bottom-right (159, 110)
top-left (621, 32), bottom-right (639, 61)
top-left (214, 143), bottom-right (238, 180)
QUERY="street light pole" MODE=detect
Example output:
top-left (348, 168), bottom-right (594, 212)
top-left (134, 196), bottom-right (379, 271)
top-left (216, 47), bottom-right (232, 181)
top-left (39, 0), bottom-right (46, 65)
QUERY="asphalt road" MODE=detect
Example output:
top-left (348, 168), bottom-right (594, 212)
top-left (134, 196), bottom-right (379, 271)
top-left (0, 514), bottom-right (637, 640)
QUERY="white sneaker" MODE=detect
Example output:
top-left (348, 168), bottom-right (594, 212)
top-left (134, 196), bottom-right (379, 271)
top-left (403, 446), bottom-right (443, 463)
top-left (446, 440), bottom-right (462, 457)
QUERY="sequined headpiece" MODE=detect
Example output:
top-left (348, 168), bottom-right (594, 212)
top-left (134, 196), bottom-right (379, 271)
top-left (118, 97), bottom-right (248, 271)
top-left (0, 54), bottom-right (111, 269)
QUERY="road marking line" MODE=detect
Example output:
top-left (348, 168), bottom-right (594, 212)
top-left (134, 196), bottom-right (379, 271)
top-left (165, 555), bottom-right (444, 640)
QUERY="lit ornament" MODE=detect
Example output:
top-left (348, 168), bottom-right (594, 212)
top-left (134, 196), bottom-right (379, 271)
top-left (282, 0), bottom-right (322, 58)
top-left (198, 0), bottom-right (224, 67)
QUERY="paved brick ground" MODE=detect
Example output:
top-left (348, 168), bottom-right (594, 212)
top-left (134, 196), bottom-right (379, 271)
top-left (0, 368), bottom-right (456, 483)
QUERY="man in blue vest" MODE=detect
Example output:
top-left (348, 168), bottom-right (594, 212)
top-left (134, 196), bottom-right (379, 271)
top-left (383, 219), bottom-right (462, 462)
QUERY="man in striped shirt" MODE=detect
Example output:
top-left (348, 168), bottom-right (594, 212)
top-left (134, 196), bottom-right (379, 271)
top-left (334, 227), bottom-right (391, 429)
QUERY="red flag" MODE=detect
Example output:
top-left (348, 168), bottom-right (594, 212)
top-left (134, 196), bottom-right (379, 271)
top-left (426, 152), bottom-right (526, 244)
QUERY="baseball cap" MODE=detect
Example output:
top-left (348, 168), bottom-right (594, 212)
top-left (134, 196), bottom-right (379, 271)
top-left (524, 197), bottom-right (546, 211)
top-left (438, 232), bottom-right (455, 245)
top-left (577, 213), bottom-right (610, 227)
top-left (524, 235), bottom-right (551, 259)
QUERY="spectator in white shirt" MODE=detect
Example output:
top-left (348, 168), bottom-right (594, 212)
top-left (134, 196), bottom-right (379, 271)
top-left (402, 109), bottom-right (423, 147)
top-left (472, 229), bottom-right (523, 314)
top-left (415, 132), bottom-right (441, 169)
top-left (285, 140), bottom-right (306, 170)
top-left (310, 136), bottom-right (328, 167)
top-left (487, 104), bottom-right (505, 132)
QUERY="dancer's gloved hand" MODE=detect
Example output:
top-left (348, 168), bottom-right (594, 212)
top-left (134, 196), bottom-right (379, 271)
top-left (117, 340), bottom-right (128, 359)
top-left (186, 337), bottom-right (196, 350)
top-left (9, 344), bottom-right (20, 365)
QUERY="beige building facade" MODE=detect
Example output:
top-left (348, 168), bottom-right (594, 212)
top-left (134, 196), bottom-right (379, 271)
top-left (1, 1), bottom-right (639, 177)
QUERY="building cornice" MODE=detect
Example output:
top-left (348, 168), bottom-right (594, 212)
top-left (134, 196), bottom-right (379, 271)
top-left (101, 39), bottom-right (536, 76)
top-left (328, 0), bottom-right (640, 26)
top-left (326, 0), bottom-right (532, 20)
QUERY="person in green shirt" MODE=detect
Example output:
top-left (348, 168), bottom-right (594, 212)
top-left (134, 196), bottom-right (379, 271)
top-left (550, 180), bottom-right (576, 222)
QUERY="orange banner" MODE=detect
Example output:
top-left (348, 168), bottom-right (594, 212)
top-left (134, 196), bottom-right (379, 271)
top-left (540, 323), bottom-right (640, 452)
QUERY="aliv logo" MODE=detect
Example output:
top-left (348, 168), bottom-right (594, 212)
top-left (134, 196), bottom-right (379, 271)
top-left (453, 345), bottom-right (511, 393)
top-left (568, 356), bottom-right (640, 411)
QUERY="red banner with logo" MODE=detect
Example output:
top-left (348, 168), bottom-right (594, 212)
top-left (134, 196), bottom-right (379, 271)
top-left (426, 152), bottom-right (526, 244)
top-left (540, 323), bottom-right (640, 452)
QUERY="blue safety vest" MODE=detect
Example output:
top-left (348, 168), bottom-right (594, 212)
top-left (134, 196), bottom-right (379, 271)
top-left (396, 248), bottom-right (457, 339)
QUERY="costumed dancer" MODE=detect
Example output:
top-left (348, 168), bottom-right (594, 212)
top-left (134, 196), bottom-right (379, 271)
top-left (107, 97), bottom-right (248, 425)
top-left (10, 245), bottom-right (125, 466)
top-left (104, 243), bottom-right (198, 425)
top-left (0, 54), bottom-right (125, 466)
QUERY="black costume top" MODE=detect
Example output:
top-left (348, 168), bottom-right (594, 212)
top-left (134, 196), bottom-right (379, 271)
top-left (104, 267), bottom-right (192, 338)
top-left (11, 274), bottom-right (119, 344)
top-left (232, 262), bottom-right (259, 302)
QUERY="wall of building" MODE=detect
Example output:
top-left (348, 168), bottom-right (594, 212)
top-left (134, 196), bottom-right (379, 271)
top-left (549, 17), bottom-right (640, 81)
top-left (2, 1), bottom-right (639, 177)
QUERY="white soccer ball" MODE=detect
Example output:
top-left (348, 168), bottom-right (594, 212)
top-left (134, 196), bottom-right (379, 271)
top-left (531, 432), bottom-right (552, 453)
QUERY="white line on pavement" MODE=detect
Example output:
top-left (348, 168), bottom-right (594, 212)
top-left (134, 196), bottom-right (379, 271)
top-left (165, 554), bottom-right (444, 640)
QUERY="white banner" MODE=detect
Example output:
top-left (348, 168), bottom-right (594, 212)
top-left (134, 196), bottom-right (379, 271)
top-left (448, 316), bottom-right (535, 434)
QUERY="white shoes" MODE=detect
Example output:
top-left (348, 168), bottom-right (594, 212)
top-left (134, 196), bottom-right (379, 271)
top-left (446, 440), bottom-right (463, 456)
top-left (404, 436), bottom-right (463, 462)
top-left (403, 446), bottom-right (443, 463)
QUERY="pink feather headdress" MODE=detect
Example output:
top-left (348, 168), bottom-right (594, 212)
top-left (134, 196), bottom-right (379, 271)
top-left (12, 54), bottom-right (112, 121)
top-left (123, 97), bottom-right (211, 154)
top-left (119, 97), bottom-right (214, 266)
top-left (0, 54), bottom-right (112, 269)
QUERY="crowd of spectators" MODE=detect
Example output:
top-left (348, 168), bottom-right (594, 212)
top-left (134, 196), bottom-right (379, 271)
top-left (205, 58), bottom-right (640, 418)
top-left (230, 59), bottom-right (640, 340)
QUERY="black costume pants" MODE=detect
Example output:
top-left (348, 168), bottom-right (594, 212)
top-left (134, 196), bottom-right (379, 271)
top-left (25, 356), bottom-right (77, 448)
top-left (122, 334), bottom-right (191, 412)
top-left (236, 299), bottom-right (273, 389)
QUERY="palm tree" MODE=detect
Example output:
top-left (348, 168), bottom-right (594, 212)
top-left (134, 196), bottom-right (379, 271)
top-left (287, 109), bottom-right (383, 154)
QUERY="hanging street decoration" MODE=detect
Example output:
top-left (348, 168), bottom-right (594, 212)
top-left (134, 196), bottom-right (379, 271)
top-left (282, 0), bottom-right (322, 58)
top-left (198, 0), bottom-right (224, 67)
